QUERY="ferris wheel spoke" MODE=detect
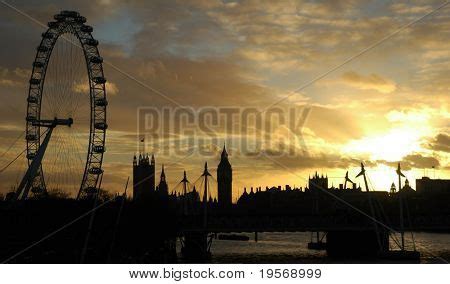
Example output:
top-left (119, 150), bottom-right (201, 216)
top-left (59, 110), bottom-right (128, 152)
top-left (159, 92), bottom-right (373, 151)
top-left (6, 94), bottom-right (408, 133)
top-left (68, 128), bottom-right (88, 169)
top-left (44, 131), bottom-right (62, 190)
top-left (66, 128), bottom-right (86, 181)
top-left (62, 132), bottom-right (77, 192)
top-left (54, 133), bottom-right (68, 190)
top-left (58, 133), bottom-right (73, 191)
top-left (51, 133), bottom-right (66, 187)
top-left (60, 138), bottom-right (73, 192)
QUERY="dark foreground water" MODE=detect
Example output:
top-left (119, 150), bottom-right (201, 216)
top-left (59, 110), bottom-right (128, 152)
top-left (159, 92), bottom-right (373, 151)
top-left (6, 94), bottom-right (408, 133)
top-left (188, 232), bottom-right (450, 264)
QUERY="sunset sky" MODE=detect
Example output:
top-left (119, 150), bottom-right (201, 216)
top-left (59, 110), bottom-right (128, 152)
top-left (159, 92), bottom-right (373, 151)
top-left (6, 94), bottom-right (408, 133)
top-left (0, 0), bottom-right (449, 199)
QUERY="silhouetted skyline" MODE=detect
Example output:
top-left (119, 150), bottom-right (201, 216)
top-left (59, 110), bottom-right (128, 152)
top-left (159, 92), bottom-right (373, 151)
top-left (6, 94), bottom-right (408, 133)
top-left (0, 1), bottom-right (448, 198)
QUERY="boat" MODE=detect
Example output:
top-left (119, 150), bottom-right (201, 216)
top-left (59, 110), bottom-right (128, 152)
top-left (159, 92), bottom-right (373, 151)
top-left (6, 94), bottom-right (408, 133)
top-left (307, 231), bottom-right (327, 250)
top-left (307, 241), bottom-right (326, 250)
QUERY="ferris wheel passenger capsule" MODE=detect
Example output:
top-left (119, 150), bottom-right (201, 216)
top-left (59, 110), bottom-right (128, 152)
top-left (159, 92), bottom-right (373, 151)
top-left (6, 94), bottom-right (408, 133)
top-left (27, 96), bottom-right (38, 103)
top-left (54, 14), bottom-right (65, 21)
top-left (48, 21), bottom-right (59, 28)
top-left (37, 46), bottom-right (49, 52)
top-left (60, 11), bottom-right (79, 18)
top-left (84, 38), bottom-right (99, 46)
top-left (95, 98), bottom-right (108, 106)
top-left (81, 25), bottom-right (93, 33)
top-left (42, 32), bottom-right (54, 39)
top-left (33, 62), bottom-right (44, 68)
top-left (75, 16), bottom-right (87, 24)
top-left (89, 167), bottom-right (103, 175)
top-left (90, 56), bottom-right (103, 64)
top-left (93, 77), bottom-right (107, 84)
top-left (29, 78), bottom-right (41, 85)
top-left (94, 122), bottom-right (108, 130)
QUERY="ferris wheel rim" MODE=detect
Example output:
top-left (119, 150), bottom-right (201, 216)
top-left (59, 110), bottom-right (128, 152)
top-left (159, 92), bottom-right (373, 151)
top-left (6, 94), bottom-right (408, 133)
top-left (25, 11), bottom-right (107, 199)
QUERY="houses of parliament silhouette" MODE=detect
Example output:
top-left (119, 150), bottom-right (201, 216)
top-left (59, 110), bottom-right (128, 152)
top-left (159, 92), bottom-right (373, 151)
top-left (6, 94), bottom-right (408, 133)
top-left (132, 145), bottom-right (233, 209)
top-left (132, 143), bottom-right (450, 208)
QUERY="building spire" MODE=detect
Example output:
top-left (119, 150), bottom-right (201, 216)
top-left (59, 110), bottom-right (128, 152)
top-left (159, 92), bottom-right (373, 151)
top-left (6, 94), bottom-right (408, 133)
top-left (202, 162), bottom-right (211, 177)
top-left (181, 170), bottom-right (188, 183)
top-left (156, 163), bottom-right (168, 195)
top-left (221, 142), bottom-right (228, 159)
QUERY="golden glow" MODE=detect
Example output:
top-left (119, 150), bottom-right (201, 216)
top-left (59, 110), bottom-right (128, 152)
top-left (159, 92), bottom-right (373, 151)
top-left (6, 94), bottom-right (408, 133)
top-left (342, 126), bottom-right (427, 161)
top-left (354, 164), bottom-right (413, 191)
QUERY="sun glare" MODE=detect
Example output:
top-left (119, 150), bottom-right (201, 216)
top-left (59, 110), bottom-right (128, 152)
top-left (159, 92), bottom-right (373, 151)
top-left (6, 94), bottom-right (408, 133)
top-left (342, 127), bottom-right (426, 162)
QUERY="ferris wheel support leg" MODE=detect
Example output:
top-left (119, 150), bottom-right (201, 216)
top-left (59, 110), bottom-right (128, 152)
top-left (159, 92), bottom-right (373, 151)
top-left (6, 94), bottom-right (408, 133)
top-left (15, 127), bottom-right (54, 201)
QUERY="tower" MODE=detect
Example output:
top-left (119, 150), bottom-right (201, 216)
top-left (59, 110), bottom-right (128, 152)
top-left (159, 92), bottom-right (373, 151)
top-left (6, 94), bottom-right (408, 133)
top-left (150, 154), bottom-right (155, 191)
top-left (308, 172), bottom-right (328, 191)
top-left (390, 182), bottom-right (397, 194)
top-left (157, 164), bottom-right (168, 195)
top-left (132, 153), bottom-right (156, 201)
top-left (217, 144), bottom-right (232, 208)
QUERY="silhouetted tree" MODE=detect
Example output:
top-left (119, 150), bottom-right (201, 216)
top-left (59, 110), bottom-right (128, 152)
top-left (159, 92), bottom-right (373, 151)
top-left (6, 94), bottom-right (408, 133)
top-left (47, 188), bottom-right (70, 199)
top-left (4, 191), bottom-right (15, 201)
top-left (97, 188), bottom-right (113, 202)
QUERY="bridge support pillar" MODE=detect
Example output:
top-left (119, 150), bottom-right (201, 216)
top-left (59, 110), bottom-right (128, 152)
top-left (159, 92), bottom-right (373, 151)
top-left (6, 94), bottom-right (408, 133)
top-left (181, 231), bottom-right (211, 262)
top-left (326, 230), bottom-right (389, 258)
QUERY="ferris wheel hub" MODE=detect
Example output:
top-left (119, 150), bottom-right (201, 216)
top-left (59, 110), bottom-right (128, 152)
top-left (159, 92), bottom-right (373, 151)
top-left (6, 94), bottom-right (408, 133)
top-left (31, 117), bottom-right (73, 128)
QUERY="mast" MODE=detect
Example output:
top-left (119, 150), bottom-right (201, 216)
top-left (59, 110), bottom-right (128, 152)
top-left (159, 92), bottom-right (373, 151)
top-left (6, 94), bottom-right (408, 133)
top-left (344, 170), bottom-right (354, 190)
top-left (107, 177), bottom-right (129, 262)
top-left (181, 170), bottom-right (189, 215)
top-left (396, 162), bottom-right (405, 250)
top-left (356, 162), bottom-right (382, 250)
top-left (202, 162), bottom-right (211, 228)
top-left (344, 171), bottom-right (348, 190)
top-left (182, 170), bottom-right (188, 196)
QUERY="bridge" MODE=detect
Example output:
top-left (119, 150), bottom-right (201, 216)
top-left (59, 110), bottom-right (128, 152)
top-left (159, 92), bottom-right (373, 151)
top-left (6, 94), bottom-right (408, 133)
top-left (179, 214), bottom-right (450, 233)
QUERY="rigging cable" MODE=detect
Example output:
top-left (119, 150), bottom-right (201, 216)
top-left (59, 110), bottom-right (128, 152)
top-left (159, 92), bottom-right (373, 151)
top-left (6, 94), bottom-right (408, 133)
top-left (0, 130), bottom-right (25, 161)
top-left (0, 148), bottom-right (26, 175)
top-left (0, 128), bottom-right (48, 175)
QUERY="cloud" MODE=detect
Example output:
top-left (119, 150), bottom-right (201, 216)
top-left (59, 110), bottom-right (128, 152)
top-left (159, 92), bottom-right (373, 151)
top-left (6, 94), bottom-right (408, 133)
top-left (380, 153), bottom-right (440, 170)
top-left (427, 133), bottom-right (450, 153)
top-left (376, 153), bottom-right (440, 170)
top-left (386, 109), bottom-right (430, 124)
top-left (106, 82), bottom-right (119, 96)
top-left (0, 79), bottom-right (20, 87)
top-left (0, 67), bottom-right (26, 87)
top-left (402, 154), bottom-right (440, 170)
top-left (0, 0), bottom-right (449, 193)
top-left (255, 152), bottom-right (363, 171)
top-left (390, 3), bottom-right (432, 15)
top-left (72, 82), bottom-right (89, 93)
top-left (341, 71), bottom-right (397, 93)
top-left (73, 81), bottom-right (119, 96)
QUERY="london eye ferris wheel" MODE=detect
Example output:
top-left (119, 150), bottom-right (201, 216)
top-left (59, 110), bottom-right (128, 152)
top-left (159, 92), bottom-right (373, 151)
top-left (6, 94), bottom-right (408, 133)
top-left (16, 11), bottom-right (107, 200)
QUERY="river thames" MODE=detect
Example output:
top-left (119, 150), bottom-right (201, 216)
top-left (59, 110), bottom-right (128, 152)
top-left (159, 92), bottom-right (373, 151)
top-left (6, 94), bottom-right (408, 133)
top-left (184, 232), bottom-right (450, 264)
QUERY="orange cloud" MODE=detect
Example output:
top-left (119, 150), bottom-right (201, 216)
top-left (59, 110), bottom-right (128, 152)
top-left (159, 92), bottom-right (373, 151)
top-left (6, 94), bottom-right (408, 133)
top-left (73, 81), bottom-right (119, 96)
top-left (341, 71), bottom-right (396, 94)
